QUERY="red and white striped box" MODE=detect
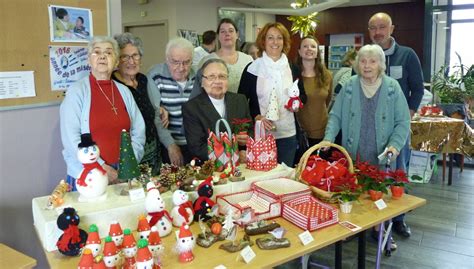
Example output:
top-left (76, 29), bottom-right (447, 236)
top-left (216, 190), bottom-right (281, 223)
top-left (251, 178), bottom-right (311, 202)
top-left (282, 195), bottom-right (338, 232)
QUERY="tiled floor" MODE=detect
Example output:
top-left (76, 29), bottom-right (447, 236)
top-left (301, 161), bottom-right (474, 269)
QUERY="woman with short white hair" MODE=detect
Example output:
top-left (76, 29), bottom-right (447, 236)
top-left (323, 44), bottom-right (410, 167)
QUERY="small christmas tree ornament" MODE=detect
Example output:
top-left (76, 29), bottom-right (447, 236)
top-left (136, 239), bottom-right (153, 269)
top-left (76, 133), bottom-right (108, 202)
top-left (122, 229), bottom-right (137, 269)
top-left (170, 189), bottom-right (194, 227)
top-left (85, 224), bottom-right (101, 257)
top-left (145, 182), bottom-right (173, 237)
top-left (118, 129), bottom-right (141, 195)
top-left (266, 88), bottom-right (280, 122)
top-left (148, 226), bottom-right (164, 269)
top-left (137, 214), bottom-right (151, 240)
top-left (56, 207), bottom-right (87, 256)
top-left (193, 176), bottom-right (216, 221)
top-left (284, 79), bottom-right (303, 112)
top-left (102, 236), bottom-right (119, 269)
top-left (78, 248), bottom-right (94, 269)
top-left (108, 221), bottom-right (124, 249)
top-left (175, 224), bottom-right (195, 263)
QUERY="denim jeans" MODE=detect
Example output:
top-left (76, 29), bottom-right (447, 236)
top-left (276, 135), bottom-right (297, 167)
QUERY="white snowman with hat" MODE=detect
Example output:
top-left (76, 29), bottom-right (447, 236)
top-left (145, 182), bottom-right (173, 237)
top-left (76, 133), bottom-right (108, 202)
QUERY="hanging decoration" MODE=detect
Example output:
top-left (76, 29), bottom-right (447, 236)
top-left (287, 0), bottom-right (319, 37)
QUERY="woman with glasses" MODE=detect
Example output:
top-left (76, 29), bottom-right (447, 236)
top-left (60, 36), bottom-right (145, 190)
top-left (112, 32), bottom-right (167, 176)
top-left (238, 22), bottom-right (306, 167)
top-left (183, 58), bottom-right (251, 162)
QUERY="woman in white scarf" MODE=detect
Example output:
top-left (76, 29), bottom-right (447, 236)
top-left (238, 22), bottom-right (305, 166)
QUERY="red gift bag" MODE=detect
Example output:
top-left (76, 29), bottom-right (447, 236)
top-left (246, 120), bottom-right (278, 171)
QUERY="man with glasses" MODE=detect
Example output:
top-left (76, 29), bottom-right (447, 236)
top-left (148, 37), bottom-right (195, 166)
top-left (368, 12), bottom-right (424, 239)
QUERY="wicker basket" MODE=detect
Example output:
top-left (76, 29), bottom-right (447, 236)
top-left (294, 142), bottom-right (354, 203)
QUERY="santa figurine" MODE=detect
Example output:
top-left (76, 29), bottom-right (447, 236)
top-left (76, 133), bottom-right (108, 202)
top-left (193, 176), bottom-right (216, 221)
top-left (170, 189), bottom-right (194, 227)
top-left (137, 214), bottom-right (151, 240)
top-left (136, 239), bottom-right (154, 269)
top-left (284, 79), bottom-right (303, 112)
top-left (108, 221), bottom-right (124, 249)
top-left (122, 229), bottom-right (137, 269)
top-left (102, 236), bottom-right (119, 269)
top-left (148, 226), bottom-right (164, 269)
top-left (145, 182), bottom-right (173, 237)
top-left (175, 224), bottom-right (195, 263)
top-left (78, 248), bottom-right (94, 269)
top-left (85, 224), bottom-right (101, 257)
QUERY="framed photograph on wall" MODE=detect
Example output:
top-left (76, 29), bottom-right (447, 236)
top-left (48, 5), bottom-right (93, 43)
top-left (177, 29), bottom-right (199, 47)
top-left (218, 9), bottom-right (246, 48)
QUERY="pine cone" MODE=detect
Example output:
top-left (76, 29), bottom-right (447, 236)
top-left (200, 160), bottom-right (215, 176)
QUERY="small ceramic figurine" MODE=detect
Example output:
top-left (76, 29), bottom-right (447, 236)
top-left (170, 189), bottom-right (194, 227)
top-left (175, 224), bottom-right (195, 263)
top-left (193, 177), bottom-right (216, 221)
top-left (56, 207), bottom-right (87, 256)
top-left (85, 224), bottom-right (101, 257)
top-left (102, 236), bottom-right (119, 269)
top-left (136, 239), bottom-right (154, 269)
top-left (122, 229), bottom-right (137, 269)
top-left (137, 214), bottom-right (151, 240)
top-left (145, 182), bottom-right (173, 237)
top-left (108, 221), bottom-right (124, 249)
top-left (78, 248), bottom-right (94, 268)
top-left (76, 133), bottom-right (108, 202)
top-left (284, 79), bottom-right (303, 112)
top-left (148, 226), bottom-right (164, 269)
top-left (46, 179), bottom-right (69, 209)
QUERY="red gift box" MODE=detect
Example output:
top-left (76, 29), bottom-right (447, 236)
top-left (282, 195), bottom-right (339, 231)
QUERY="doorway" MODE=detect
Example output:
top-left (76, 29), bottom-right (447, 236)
top-left (124, 20), bottom-right (168, 73)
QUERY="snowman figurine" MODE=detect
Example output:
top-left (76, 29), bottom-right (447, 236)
top-left (122, 229), bottom-right (137, 269)
top-left (170, 189), bottom-right (194, 227)
top-left (175, 224), bottom-right (195, 263)
top-left (84, 224), bottom-right (101, 257)
top-left (76, 133), bottom-right (108, 202)
top-left (145, 182), bottom-right (173, 237)
top-left (148, 226), bottom-right (164, 269)
top-left (284, 79), bottom-right (303, 113)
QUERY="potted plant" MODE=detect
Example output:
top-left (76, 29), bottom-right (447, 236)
top-left (385, 170), bottom-right (410, 199)
top-left (432, 54), bottom-right (473, 108)
top-left (332, 181), bottom-right (362, 214)
top-left (231, 118), bottom-right (252, 135)
top-left (355, 162), bottom-right (390, 201)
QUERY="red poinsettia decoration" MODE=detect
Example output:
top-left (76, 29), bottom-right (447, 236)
top-left (355, 161), bottom-right (391, 193)
top-left (231, 118), bottom-right (252, 134)
top-left (386, 169), bottom-right (410, 187)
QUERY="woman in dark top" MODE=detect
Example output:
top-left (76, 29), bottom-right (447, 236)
top-left (112, 32), bottom-right (163, 175)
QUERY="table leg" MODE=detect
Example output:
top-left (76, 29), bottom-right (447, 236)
top-left (358, 230), bottom-right (366, 269)
top-left (448, 153), bottom-right (454, 186)
top-left (301, 253), bottom-right (309, 269)
top-left (375, 222), bottom-right (384, 269)
top-left (335, 240), bottom-right (342, 269)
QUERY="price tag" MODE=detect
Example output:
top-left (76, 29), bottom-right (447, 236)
top-left (374, 199), bottom-right (387, 210)
top-left (129, 188), bottom-right (146, 202)
top-left (240, 245), bottom-right (256, 264)
top-left (298, 230), bottom-right (314, 246)
top-left (214, 265), bottom-right (227, 269)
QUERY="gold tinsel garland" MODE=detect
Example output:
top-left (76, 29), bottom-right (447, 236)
top-left (287, 0), bottom-right (319, 37)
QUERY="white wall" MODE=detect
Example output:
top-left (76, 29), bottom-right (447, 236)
top-left (0, 105), bottom-right (66, 267)
top-left (121, 0), bottom-right (275, 42)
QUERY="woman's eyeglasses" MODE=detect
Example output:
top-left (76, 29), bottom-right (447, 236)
top-left (202, 74), bottom-right (228, 81)
top-left (120, 53), bottom-right (141, 62)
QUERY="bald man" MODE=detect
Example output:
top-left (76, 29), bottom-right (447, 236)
top-left (368, 12), bottom-right (424, 238)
